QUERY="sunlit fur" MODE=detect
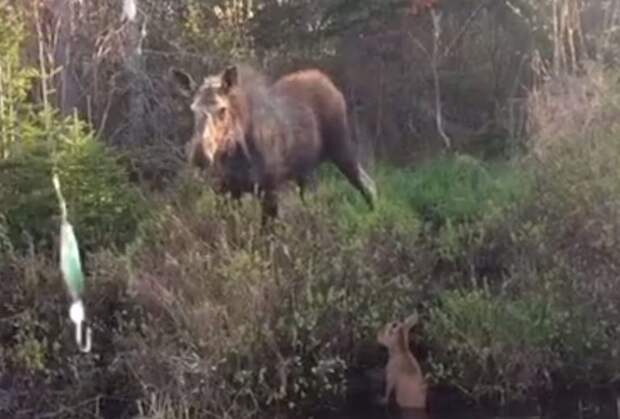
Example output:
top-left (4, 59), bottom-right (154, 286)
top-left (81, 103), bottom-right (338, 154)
top-left (377, 314), bottom-right (428, 410)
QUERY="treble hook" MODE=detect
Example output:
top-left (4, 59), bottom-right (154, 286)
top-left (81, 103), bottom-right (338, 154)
top-left (69, 300), bottom-right (92, 353)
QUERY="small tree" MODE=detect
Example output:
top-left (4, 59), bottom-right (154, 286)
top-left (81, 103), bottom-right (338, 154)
top-left (0, 4), bottom-right (146, 252)
top-left (0, 3), bottom-right (37, 159)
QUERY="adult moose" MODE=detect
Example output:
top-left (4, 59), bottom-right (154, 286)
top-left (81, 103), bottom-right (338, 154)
top-left (171, 64), bottom-right (377, 226)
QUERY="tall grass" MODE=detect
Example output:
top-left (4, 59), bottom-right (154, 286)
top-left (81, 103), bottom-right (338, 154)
top-left (314, 154), bottom-right (531, 237)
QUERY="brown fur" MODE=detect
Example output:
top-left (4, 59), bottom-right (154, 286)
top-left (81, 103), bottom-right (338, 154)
top-left (172, 64), bottom-right (377, 226)
top-left (376, 313), bottom-right (428, 410)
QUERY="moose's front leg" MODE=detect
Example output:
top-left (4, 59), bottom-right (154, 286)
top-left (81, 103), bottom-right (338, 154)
top-left (260, 189), bottom-right (279, 229)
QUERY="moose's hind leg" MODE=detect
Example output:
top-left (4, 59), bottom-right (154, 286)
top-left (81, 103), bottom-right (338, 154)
top-left (333, 159), bottom-right (377, 209)
top-left (296, 174), bottom-right (318, 204)
top-left (296, 178), bottom-right (307, 204)
top-left (260, 189), bottom-right (279, 228)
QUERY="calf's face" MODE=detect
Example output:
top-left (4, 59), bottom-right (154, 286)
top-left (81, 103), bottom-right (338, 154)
top-left (377, 321), bottom-right (402, 349)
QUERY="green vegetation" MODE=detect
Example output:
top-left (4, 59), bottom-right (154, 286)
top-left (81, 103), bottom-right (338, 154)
top-left (1, 152), bottom-right (532, 412)
top-left (5, 83), bottom-right (620, 412)
top-left (315, 156), bottom-right (531, 239)
top-left (2, 1), bottom-right (620, 418)
top-left (0, 6), bottom-right (145, 252)
top-left (5, 131), bottom-right (620, 415)
top-left (0, 112), bottom-right (146, 251)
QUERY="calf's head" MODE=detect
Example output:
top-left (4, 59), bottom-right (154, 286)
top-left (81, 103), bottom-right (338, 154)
top-left (377, 313), bottom-right (419, 352)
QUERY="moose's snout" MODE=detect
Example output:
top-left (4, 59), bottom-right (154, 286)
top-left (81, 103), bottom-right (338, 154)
top-left (185, 136), bottom-right (211, 169)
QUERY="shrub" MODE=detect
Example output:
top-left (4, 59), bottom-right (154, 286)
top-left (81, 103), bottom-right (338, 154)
top-left (423, 270), bottom-right (620, 402)
top-left (116, 172), bottom-right (431, 416)
top-left (0, 111), bottom-right (146, 251)
top-left (524, 64), bottom-right (620, 357)
top-left (0, 240), bottom-right (143, 418)
top-left (526, 62), bottom-right (619, 161)
top-left (417, 67), bottom-right (620, 399)
top-left (422, 63), bottom-right (620, 400)
top-left (423, 289), bottom-right (559, 402)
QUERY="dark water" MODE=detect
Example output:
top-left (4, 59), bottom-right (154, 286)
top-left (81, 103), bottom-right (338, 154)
top-left (315, 403), bottom-right (620, 419)
top-left (292, 367), bottom-right (620, 419)
top-left (305, 388), bottom-right (620, 419)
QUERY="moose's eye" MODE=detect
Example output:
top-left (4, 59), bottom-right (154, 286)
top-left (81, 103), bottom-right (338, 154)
top-left (216, 107), bottom-right (227, 121)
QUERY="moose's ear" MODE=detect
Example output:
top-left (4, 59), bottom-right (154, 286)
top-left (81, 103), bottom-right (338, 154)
top-left (170, 68), bottom-right (197, 97)
top-left (221, 65), bottom-right (238, 92)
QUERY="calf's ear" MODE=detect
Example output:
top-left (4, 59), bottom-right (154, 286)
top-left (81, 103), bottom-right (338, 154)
top-left (403, 311), bottom-right (419, 329)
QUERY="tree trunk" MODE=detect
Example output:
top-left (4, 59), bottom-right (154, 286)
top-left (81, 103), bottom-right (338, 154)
top-left (123, 0), bottom-right (147, 145)
top-left (49, 0), bottom-right (81, 115)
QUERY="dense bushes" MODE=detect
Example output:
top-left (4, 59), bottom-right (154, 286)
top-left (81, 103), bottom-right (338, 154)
top-left (119, 175), bottom-right (422, 416)
top-left (419, 65), bottom-right (620, 403)
top-left (424, 289), bottom-right (558, 400)
top-left (2, 130), bottom-right (620, 416)
top-left (0, 155), bottom-right (532, 417)
top-left (3, 101), bottom-right (620, 415)
top-left (0, 112), bottom-right (146, 251)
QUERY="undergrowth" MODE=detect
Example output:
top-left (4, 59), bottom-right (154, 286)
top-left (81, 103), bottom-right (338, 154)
top-left (1, 155), bottom-right (534, 417)
top-left (2, 67), bottom-right (620, 418)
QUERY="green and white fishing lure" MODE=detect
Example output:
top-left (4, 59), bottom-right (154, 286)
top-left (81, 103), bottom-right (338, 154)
top-left (52, 173), bottom-right (92, 353)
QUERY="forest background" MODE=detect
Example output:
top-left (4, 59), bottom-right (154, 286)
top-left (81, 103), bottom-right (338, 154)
top-left (1, 0), bottom-right (620, 418)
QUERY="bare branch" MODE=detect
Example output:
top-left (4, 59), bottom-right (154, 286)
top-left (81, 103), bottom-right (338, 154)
top-left (441, 0), bottom-right (495, 62)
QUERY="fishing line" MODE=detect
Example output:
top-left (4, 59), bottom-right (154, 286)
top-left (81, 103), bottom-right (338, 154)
top-left (52, 172), bottom-right (92, 353)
